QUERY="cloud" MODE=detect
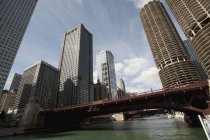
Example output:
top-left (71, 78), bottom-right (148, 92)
top-left (128, 0), bottom-right (152, 9)
top-left (132, 67), bottom-right (162, 88)
top-left (123, 57), bottom-right (148, 76)
top-left (115, 63), bottom-right (124, 73)
top-left (126, 86), bottom-right (145, 93)
top-left (114, 57), bottom-right (162, 93)
top-left (75, 0), bottom-right (84, 5)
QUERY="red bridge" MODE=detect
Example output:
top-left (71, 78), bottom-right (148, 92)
top-left (38, 81), bottom-right (210, 128)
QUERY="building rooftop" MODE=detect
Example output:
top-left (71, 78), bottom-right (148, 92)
top-left (65, 23), bottom-right (92, 36)
top-left (96, 50), bottom-right (113, 56)
top-left (24, 60), bottom-right (59, 71)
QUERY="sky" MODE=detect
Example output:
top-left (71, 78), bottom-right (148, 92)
top-left (5, 0), bottom-right (186, 93)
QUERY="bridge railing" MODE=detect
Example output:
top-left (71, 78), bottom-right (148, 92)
top-left (53, 81), bottom-right (208, 111)
top-left (95, 80), bottom-right (208, 105)
top-left (120, 80), bottom-right (208, 97)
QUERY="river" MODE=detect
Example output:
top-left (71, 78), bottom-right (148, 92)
top-left (1, 115), bottom-right (207, 140)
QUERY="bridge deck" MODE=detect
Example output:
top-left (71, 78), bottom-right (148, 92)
top-left (41, 81), bottom-right (209, 114)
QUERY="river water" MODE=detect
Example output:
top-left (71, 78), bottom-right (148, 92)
top-left (1, 115), bottom-right (207, 140)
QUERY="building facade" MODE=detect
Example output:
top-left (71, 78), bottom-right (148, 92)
top-left (117, 79), bottom-right (126, 98)
top-left (166, 0), bottom-right (210, 79)
top-left (0, 92), bottom-right (16, 113)
top-left (9, 73), bottom-right (22, 93)
top-left (183, 40), bottom-right (207, 80)
top-left (0, 0), bottom-right (38, 94)
top-left (93, 81), bottom-right (108, 101)
top-left (96, 50), bottom-right (118, 99)
top-left (59, 24), bottom-right (93, 106)
top-left (140, 1), bottom-right (201, 88)
top-left (13, 61), bottom-right (59, 113)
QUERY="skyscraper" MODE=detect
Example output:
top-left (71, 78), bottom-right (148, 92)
top-left (9, 73), bottom-right (22, 93)
top-left (59, 24), bottom-right (93, 106)
top-left (183, 40), bottom-right (207, 80)
top-left (0, 92), bottom-right (16, 113)
top-left (117, 79), bottom-right (126, 98)
top-left (96, 50), bottom-right (117, 99)
top-left (0, 0), bottom-right (38, 94)
top-left (93, 81), bottom-right (108, 101)
top-left (140, 1), bottom-right (201, 88)
top-left (166, 0), bottom-right (210, 79)
top-left (13, 61), bottom-right (59, 113)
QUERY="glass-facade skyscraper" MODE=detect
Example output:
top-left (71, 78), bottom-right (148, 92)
top-left (140, 1), bottom-right (201, 88)
top-left (59, 24), bottom-right (93, 106)
top-left (96, 50), bottom-right (117, 99)
top-left (117, 78), bottom-right (126, 98)
top-left (0, 0), bottom-right (38, 94)
top-left (9, 73), bottom-right (22, 93)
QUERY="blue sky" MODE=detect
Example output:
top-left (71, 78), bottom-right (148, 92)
top-left (5, 0), bottom-right (186, 93)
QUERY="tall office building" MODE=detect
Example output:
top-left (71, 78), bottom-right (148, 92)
top-left (166, 0), bottom-right (210, 79)
top-left (59, 24), bottom-right (93, 106)
top-left (96, 50), bottom-right (118, 99)
top-left (13, 61), bottom-right (59, 113)
top-left (93, 80), bottom-right (108, 101)
top-left (117, 79), bottom-right (126, 98)
top-left (0, 0), bottom-right (38, 94)
top-left (9, 73), bottom-right (22, 93)
top-left (183, 40), bottom-right (207, 80)
top-left (140, 1), bottom-right (201, 88)
top-left (0, 92), bottom-right (16, 113)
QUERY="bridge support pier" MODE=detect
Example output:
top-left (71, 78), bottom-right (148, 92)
top-left (207, 79), bottom-right (210, 98)
top-left (184, 113), bottom-right (201, 126)
top-left (21, 98), bottom-right (40, 129)
top-left (80, 118), bottom-right (90, 126)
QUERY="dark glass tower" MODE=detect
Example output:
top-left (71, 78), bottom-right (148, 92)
top-left (140, 1), bottom-right (201, 88)
top-left (59, 24), bottom-right (93, 106)
top-left (0, 0), bottom-right (38, 94)
top-left (9, 73), bottom-right (22, 93)
top-left (96, 50), bottom-right (117, 99)
top-left (183, 40), bottom-right (207, 80)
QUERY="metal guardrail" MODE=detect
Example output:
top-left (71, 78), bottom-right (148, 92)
top-left (51, 81), bottom-right (208, 112)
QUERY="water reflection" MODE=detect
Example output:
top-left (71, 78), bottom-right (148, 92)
top-left (1, 115), bottom-right (207, 140)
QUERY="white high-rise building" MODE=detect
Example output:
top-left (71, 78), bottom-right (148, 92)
top-left (140, 1), bottom-right (201, 88)
top-left (96, 50), bottom-right (118, 99)
top-left (166, 0), bottom-right (210, 79)
top-left (59, 24), bottom-right (93, 106)
top-left (117, 78), bottom-right (126, 98)
top-left (0, 0), bottom-right (38, 94)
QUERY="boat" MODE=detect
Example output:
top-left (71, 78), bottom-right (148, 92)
top-left (167, 114), bottom-right (174, 119)
top-left (198, 115), bottom-right (210, 140)
top-left (112, 113), bottom-right (124, 121)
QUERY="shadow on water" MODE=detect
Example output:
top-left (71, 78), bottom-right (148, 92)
top-left (35, 132), bottom-right (75, 139)
top-left (82, 116), bottom-right (176, 131)
top-left (0, 116), bottom-right (206, 140)
top-left (0, 131), bottom-right (76, 140)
